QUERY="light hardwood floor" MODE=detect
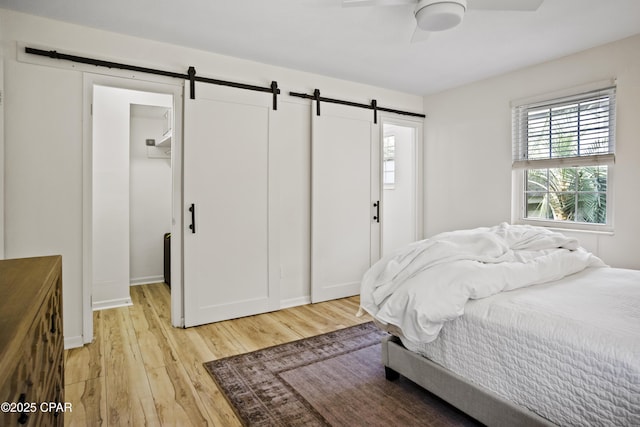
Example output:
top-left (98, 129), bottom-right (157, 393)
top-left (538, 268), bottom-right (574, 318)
top-left (64, 283), bottom-right (372, 426)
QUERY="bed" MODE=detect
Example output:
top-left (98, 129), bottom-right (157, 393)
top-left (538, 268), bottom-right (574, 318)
top-left (359, 223), bottom-right (640, 426)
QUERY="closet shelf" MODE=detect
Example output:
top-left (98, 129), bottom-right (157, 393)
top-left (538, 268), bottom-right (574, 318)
top-left (156, 133), bottom-right (171, 148)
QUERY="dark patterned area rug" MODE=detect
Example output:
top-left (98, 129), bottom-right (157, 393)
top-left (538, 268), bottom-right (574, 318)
top-left (204, 322), bottom-right (481, 426)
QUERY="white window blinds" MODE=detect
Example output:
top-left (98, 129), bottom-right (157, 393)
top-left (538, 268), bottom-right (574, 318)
top-left (512, 87), bottom-right (616, 169)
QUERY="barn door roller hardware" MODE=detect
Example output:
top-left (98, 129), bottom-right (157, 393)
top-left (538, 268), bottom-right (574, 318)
top-left (24, 47), bottom-right (281, 109)
top-left (289, 89), bottom-right (425, 123)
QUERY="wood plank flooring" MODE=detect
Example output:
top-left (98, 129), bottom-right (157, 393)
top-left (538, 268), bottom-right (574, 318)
top-left (64, 283), bottom-right (372, 426)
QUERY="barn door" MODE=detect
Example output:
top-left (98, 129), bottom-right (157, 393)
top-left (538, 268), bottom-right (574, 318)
top-left (183, 82), bottom-right (278, 327)
top-left (311, 103), bottom-right (381, 303)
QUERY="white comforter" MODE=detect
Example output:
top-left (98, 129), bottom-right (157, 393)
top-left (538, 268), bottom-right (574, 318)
top-left (401, 267), bottom-right (640, 426)
top-left (359, 223), bottom-right (606, 343)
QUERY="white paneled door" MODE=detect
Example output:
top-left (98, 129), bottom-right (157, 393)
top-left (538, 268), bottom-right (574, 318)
top-left (183, 82), bottom-right (278, 327)
top-left (311, 103), bottom-right (381, 303)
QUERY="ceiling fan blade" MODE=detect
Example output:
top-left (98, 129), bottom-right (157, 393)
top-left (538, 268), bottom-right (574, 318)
top-left (410, 24), bottom-right (431, 43)
top-left (467, 0), bottom-right (543, 11)
top-left (342, 0), bottom-right (415, 7)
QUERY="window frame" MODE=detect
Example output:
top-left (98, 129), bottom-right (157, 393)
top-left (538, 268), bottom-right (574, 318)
top-left (383, 133), bottom-right (396, 189)
top-left (511, 82), bottom-right (616, 232)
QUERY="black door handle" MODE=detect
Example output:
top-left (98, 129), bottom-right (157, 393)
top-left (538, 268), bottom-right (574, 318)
top-left (373, 201), bottom-right (380, 223)
top-left (189, 204), bottom-right (196, 233)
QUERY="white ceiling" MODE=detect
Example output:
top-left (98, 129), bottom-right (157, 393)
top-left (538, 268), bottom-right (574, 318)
top-left (1, 0), bottom-right (639, 95)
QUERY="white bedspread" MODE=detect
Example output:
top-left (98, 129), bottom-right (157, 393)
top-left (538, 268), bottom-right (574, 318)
top-left (359, 223), bottom-right (606, 343)
top-left (401, 267), bottom-right (640, 426)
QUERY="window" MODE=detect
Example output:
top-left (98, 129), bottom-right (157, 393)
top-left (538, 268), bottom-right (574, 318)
top-left (383, 135), bottom-right (396, 188)
top-left (512, 86), bottom-right (616, 229)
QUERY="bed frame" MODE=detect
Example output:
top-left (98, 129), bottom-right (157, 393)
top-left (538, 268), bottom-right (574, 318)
top-left (382, 335), bottom-right (557, 427)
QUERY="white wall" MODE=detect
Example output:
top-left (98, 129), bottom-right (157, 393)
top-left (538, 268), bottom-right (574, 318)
top-left (3, 56), bottom-right (84, 347)
top-left (92, 86), bottom-right (130, 307)
top-left (423, 34), bottom-right (640, 269)
top-left (0, 9), bottom-right (423, 345)
top-left (129, 110), bottom-right (172, 285)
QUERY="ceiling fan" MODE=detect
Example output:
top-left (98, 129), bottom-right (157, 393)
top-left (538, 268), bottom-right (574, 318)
top-left (343, 0), bottom-right (544, 42)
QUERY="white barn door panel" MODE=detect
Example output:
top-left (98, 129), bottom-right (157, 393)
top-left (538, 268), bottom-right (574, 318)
top-left (183, 83), bottom-right (278, 327)
top-left (311, 104), bottom-right (380, 303)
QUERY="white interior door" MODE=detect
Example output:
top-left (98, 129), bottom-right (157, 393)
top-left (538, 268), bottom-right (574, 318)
top-left (183, 82), bottom-right (278, 327)
top-left (311, 103), bottom-right (380, 303)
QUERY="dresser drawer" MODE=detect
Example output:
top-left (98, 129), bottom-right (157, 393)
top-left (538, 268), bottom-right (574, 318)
top-left (0, 256), bottom-right (64, 427)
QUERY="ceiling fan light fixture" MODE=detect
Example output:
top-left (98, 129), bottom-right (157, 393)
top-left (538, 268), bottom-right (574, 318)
top-left (415, 0), bottom-right (466, 32)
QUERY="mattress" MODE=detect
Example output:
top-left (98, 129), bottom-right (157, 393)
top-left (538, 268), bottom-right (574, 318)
top-left (399, 267), bottom-right (640, 427)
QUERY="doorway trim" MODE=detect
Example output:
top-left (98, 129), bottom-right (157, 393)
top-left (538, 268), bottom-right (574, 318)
top-left (82, 73), bottom-right (184, 344)
top-left (379, 114), bottom-right (424, 247)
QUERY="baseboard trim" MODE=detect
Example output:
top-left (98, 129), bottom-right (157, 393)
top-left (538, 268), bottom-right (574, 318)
top-left (64, 335), bottom-right (84, 350)
top-left (280, 296), bottom-right (311, 310)
top-left (92, 297), bottom-right (133, 311)
top-left (130, 275), bottom-right (165, 286)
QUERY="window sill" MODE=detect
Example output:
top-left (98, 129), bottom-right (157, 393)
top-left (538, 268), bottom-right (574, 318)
top-left (513, 219), bottom-right (614, 236)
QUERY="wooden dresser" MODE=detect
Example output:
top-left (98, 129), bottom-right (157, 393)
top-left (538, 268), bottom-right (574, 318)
top-left (0, 256), bottom-right (64, 426)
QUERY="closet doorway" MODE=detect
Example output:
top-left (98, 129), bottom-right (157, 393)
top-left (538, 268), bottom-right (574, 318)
top-left (129, 103), bottom-right (172, 286)
top-left (380, 117), bottom-right (423, 256)
top-left (83, 74), bottom-right (183, 343)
